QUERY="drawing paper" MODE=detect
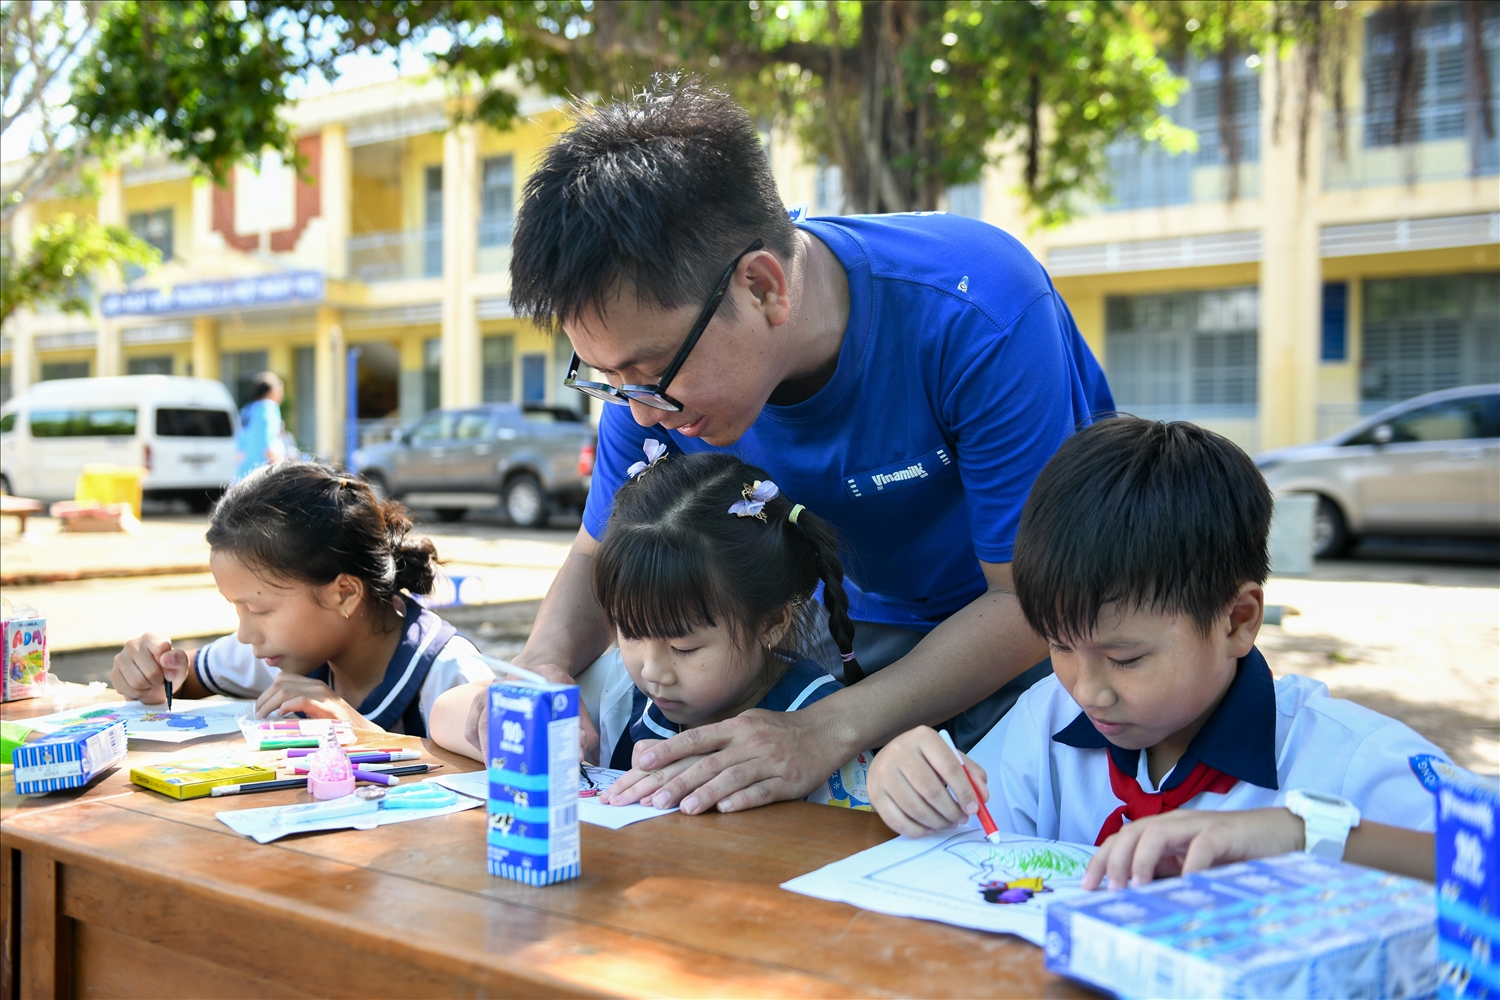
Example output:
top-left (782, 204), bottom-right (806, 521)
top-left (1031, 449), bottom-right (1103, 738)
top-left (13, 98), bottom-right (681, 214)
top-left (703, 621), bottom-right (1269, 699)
top-left (434, 764), bottom-right (678, 829)
top-left (24, 697), bottom-right (255, 744)
top-left (782, 825), bottom-right (1097, 946)
top-left (216, 781), bottom-right (482, 843)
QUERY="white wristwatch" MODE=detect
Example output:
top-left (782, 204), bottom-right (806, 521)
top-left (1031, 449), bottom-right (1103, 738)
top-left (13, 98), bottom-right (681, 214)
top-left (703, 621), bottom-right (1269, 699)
top-left (1285, 789), bottom-right (1361, 860)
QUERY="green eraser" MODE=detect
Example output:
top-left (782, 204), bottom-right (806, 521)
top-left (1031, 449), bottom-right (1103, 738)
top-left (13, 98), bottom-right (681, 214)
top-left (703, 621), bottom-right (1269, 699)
top-left (1, 720), bottom-right (40, 766)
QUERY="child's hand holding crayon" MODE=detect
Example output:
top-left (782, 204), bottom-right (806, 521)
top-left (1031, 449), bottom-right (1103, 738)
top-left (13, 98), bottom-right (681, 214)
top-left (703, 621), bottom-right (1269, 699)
top-left (866, 725), bottom-right (991, 837)
top-left (111, 633), bottom-right (190, 705)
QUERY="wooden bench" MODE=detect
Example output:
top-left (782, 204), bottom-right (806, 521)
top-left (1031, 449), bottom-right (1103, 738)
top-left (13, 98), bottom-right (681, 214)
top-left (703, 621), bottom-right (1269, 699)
top-left (0, 494), bottom-right (44, 535)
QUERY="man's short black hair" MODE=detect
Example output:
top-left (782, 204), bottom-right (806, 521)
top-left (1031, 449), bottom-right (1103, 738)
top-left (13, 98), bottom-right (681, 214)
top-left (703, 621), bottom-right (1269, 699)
top-left (1013, 417), bottom-right (1272, 641)
top-left (510, 75), bottom-right (798, 328)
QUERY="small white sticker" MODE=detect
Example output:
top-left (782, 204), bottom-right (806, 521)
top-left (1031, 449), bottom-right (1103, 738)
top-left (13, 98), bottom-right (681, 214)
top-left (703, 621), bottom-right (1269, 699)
top-left (19, 759), bottom-right (83, 782)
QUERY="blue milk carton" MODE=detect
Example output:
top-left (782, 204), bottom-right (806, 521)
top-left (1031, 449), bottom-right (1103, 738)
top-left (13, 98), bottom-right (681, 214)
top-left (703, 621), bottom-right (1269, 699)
top-left (1435, 767), bottom-right (1500, 998)
top-left (486, 680), bottom-right (580, 885)
top-left (13, 717), bottom-right (127, 794)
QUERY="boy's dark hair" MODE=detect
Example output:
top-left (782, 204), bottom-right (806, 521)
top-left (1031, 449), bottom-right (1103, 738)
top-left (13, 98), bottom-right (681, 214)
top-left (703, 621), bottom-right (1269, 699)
top-left (207, 462), bottom-right (438, 615)
top-left (249, 371), bottom-right (281, 401)
top-left (1013, 417), bottom-right (1272, 641)
top-left (510, 75), bottom-right (798, 328)
top-left (593, 451), bottom-right (864, 681)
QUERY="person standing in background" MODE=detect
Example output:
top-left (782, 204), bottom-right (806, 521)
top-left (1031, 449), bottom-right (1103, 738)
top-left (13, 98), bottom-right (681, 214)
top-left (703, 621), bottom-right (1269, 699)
top-left (234, 372), bottom-right (288, 481)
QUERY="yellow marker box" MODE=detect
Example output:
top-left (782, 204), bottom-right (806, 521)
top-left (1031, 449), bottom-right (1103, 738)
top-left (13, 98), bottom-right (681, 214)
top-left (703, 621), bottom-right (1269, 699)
top-left (131, 758), bottom-right (279, 799)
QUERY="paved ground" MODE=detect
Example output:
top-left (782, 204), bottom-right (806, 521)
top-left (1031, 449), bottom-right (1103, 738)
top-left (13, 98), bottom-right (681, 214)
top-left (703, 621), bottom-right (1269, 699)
top-left (6, 510), bottom-right (1496, 775)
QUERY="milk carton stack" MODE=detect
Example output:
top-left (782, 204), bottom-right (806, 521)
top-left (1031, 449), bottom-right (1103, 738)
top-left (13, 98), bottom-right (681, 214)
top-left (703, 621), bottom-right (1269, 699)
top-left (1045, 852), bottom-right (1436, 999)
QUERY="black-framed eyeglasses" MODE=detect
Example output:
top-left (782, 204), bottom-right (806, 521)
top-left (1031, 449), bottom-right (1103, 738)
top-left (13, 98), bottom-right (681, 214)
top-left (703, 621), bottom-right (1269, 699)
top-left (564, 239), bottom-right (765, 413)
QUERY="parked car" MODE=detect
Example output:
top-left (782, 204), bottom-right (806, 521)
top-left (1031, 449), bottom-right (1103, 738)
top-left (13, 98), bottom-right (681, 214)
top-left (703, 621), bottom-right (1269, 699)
top-left (0, 376), bottom-right (239, 510)
top-left (351, 404), bottom-right (595, 528)
top-left (1256, 384), bottom-right (1500, 557)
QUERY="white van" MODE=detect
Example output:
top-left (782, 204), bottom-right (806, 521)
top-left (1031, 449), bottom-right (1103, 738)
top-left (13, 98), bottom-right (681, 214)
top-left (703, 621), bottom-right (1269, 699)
top-left (0, 376), bottom-right (240, 509)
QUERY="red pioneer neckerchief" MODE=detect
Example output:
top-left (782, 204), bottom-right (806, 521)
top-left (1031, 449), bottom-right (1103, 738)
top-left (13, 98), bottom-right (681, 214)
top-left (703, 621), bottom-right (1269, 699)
top-left (1094, 752), bottom-right (1240, 845)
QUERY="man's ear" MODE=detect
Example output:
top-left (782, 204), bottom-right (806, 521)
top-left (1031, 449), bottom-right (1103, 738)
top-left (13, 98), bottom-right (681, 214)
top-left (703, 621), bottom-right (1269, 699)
top-left (743, 249), bottom-right (792, 327)
top-left (1225, 582), bottom-right (1264, 657)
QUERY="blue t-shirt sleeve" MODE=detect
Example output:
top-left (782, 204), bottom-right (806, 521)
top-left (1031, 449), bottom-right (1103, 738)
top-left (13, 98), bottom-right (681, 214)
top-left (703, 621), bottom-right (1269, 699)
top-left (942, 291), bottom-right (1106, 564)
top-left (582, 407), bottom-right (674, 540)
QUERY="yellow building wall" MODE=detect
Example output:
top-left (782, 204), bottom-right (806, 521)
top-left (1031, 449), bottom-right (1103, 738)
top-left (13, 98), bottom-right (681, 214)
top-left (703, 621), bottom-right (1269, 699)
top-left (350, 172), bottom-right (402, 234)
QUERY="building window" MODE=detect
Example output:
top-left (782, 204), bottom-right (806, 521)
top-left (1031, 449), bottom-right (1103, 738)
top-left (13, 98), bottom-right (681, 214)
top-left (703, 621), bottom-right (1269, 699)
top-left (1364, 2), bottom-right (1498, 150)
top-left (423, 338), bottom-right (441, 413)
top-left (480, 156), bottom-right (514, 247)
top-left (127, 356), bottom-right (173, 375)
top-left (41, 361), bottom-right (90, 381)
top-left (553, 334), bottom-right (587, 415)
top-left (814, 160), bottom-right (845, 215)
top-left (522, 353), bottom-right (547, 404)
top-left (221, 350), bottom-right (270, 407)
top-left (1104, 55), bottom-right (1261, 210)
top-left (482, 334), bottom-right (515, 403)
top-left (1361, 273), bottom-right (1499, 404)
top-left (294, 346), bottom-right (316, 452)
top-left (423, 165), bottom-right (443, 278)
top-left (1, 366), bottom-right (10, 406)
top-left (946, 182), bottom-right (983, 220)
top-left (126, 208), bottom-right (173, 281)
top-left (1105, 287), bottom-right (1259, 419)
top-left (1321, 283), bottom-right (1349, 362)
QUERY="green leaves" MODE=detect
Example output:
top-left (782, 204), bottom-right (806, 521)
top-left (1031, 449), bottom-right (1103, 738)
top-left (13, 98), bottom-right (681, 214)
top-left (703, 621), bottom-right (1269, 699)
top-left (0, 214), bottom-right (157, 325)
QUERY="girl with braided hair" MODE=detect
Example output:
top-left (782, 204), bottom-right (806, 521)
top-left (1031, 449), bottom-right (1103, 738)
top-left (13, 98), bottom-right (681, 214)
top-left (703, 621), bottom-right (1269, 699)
top-left (430, 447), bottom-right (874, 810)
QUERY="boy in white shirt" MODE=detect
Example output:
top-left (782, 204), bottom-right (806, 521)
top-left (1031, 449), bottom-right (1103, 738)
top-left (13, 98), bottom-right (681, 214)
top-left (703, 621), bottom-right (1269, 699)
top-left (867, 417), bottom-right (1445, 889)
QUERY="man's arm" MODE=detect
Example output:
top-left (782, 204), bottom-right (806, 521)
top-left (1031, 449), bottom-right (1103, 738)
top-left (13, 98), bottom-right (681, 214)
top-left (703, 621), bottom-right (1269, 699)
top-left (426, 525), bottom-right (616, 761)
top-left (611, 560), bottom-right (1050, 815)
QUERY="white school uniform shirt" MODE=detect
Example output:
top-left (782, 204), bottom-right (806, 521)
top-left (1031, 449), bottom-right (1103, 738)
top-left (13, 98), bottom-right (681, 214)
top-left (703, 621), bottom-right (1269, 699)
top-left (967, 646), bottom-right (1448, 845)
top-left (192, 596), bottom-right (493, 736)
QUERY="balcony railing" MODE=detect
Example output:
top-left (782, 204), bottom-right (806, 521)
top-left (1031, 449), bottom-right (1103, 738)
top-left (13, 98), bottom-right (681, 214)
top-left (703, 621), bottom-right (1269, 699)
top-left (1323, 105), bottom-right (1500, 190)
top-left (348, 226), bottom-right (443, 283)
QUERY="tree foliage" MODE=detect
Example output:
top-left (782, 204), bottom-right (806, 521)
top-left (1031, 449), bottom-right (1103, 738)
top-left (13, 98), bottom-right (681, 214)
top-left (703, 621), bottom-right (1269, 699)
top-left (0, 214), bottom-right (156, 325)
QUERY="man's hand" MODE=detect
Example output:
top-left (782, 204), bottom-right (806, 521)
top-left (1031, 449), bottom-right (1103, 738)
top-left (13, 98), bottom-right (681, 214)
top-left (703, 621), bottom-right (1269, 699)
top-left (598, 741), bottom-right (714, 806)
top-left (111, 633), bottom-right (189, 703)
top-left (867, 726), bottom-right (989, 837)
top-left (620, 708), bottom-right (848, 814)
top-left (255, 673), bottom-right (376, 730)
top-left (1083, 808), bottom-right (1304, 890)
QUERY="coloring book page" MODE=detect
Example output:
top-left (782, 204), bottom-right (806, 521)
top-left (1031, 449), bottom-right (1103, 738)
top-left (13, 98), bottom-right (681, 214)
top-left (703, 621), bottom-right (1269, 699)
top-left (26, 697), bottom-right (255, 744)
top-left (434, 764), bottom-right (678, 829)
top-left (782, 825), bottom-right (1096, 946)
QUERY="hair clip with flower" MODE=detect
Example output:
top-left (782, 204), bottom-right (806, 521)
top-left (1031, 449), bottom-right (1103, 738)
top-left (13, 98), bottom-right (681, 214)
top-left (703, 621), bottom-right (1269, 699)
top-left (627, 439), bottom-right (670, 479)
top-left (728, 480), bottom-right (779, 521)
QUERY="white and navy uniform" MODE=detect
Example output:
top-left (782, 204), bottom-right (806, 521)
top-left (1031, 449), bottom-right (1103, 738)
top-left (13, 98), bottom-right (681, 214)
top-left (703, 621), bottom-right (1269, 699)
top-left (192, 596), bottom-right (493, 737)
top-left (968, 646), bottom-right (1449, 843)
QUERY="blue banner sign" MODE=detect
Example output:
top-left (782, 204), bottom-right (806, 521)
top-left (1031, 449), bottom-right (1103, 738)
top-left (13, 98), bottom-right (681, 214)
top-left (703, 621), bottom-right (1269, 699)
top-left (101, 271), bottom-right (325, 317)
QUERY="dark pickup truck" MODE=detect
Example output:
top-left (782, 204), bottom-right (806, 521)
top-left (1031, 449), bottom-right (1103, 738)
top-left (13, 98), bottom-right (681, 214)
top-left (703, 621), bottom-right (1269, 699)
top-left (352, 404), bottom-right (595, 527)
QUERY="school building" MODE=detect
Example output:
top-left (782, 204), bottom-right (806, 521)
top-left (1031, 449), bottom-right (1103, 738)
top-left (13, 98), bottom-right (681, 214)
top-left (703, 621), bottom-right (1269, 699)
top-left (2, 1), bottom-right (1497, 459)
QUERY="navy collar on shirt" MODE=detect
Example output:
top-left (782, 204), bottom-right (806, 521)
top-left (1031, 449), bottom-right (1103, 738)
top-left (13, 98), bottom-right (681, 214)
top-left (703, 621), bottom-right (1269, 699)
top-left (310, 596), bottom-right (455, 735)
top-left (1052, 645), bottom-right (1279, 792)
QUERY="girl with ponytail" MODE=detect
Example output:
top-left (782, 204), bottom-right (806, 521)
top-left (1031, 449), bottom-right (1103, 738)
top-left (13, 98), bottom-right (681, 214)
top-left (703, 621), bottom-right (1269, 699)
top-left (586, 450), bottom-right (873, 810)
top-left (110, 462), bottom-right (493, 735)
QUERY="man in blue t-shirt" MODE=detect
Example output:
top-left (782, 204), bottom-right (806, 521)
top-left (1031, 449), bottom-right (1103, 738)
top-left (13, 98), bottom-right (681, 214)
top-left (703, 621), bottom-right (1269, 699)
top-left (435, 79), bottom-right (1112, 816)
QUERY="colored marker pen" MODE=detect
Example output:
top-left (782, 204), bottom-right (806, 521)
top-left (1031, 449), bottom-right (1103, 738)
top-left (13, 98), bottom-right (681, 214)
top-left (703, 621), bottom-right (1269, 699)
top-left (938, 728), bottom-right (1001, 844)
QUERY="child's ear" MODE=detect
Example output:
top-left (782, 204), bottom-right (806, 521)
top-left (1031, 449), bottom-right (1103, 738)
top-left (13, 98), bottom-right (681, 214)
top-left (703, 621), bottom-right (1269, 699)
top-left (760, 604), bottom-right (796, 650)
top-left (328, 573), bottom-right (367, 619)
top-left (1224, 582), bottom-right (1263, 657)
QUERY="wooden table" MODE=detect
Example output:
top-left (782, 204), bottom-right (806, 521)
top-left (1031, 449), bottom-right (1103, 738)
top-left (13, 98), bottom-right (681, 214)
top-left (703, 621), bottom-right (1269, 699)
top-left (1, 689), bottom-right (1090, 998)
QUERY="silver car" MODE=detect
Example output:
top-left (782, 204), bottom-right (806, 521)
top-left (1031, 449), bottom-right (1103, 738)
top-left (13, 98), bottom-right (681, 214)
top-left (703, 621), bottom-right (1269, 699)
top-left (1255, 384), bottom-right (1500, 557)
top-left (352, 404), bottom-right (595, 528)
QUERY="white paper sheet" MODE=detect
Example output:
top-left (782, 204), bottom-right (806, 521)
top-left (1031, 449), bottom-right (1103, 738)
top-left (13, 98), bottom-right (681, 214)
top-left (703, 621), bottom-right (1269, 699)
top-left (215, 781), bottom-right (482, 843)
top-left (781, 825), bottom-right (1097, 946)
top-left (433, 765), bottom-right (678, 829)
top-left (25, 697), bottom-right (256, 744)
